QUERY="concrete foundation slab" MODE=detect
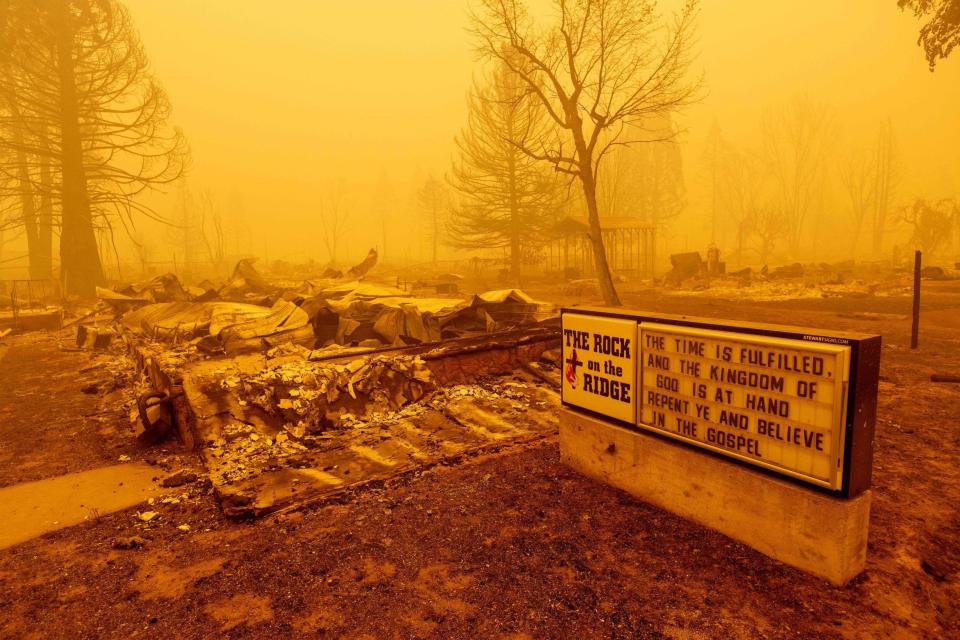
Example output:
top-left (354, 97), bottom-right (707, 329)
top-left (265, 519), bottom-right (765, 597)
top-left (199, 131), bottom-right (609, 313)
top-left (560, 407), bottom-right (870, 586)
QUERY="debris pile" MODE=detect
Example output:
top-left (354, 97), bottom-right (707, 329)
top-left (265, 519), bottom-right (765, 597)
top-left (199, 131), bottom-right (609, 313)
top-left (120, 299), bottom-right (313, 355)
top-left (659, 248), bottom-right (923, 301)
top-left (103, 253), bottom-right (551, 359)
top-left (83, 249), bottom-right (561, 517)
top-left (204, 371), bottom-right (560, 516)
top-left (228, 354), bottom-right (435, 438)
top-left (663, 251), bottom-right (706, 286)
top-left (76, 324), bottom-right (115, 349)
top-left (207, 422), bottom-right (310, 484)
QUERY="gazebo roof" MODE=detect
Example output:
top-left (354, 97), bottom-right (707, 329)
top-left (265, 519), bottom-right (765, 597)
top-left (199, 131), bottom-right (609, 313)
top-left (553, 216), bottom-right (655, 234)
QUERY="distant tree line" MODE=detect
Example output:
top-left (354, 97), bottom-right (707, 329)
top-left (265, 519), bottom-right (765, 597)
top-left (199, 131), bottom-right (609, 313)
top-left (702, 98), bottom-right (960, 267)
top-left (701, 99), bottom-right (837, 266)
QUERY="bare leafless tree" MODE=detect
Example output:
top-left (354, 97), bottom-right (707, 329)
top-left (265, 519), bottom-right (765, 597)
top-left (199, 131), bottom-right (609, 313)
top-left (718, 144), bottom-right (769, 267)
top-left (760, 97), bottom-right (832, 258)
top-left (750, 205), bottom-right (788, 266)
top-left (128, 228), bottom-right (151, 279)
top-left (597, 115), bottom-right (684, 229)
top-left (633, 118), bottom-right (685, 228)
top-left (417, 175), bottom-right (448, 266)
top-left (868, 120), bottom-right (898, 257)
top-left (197, 189), bottom-right (225, 275)
top-left (839, 149), bottom-right (875, 257)
top-left (701, 120), bottom-right (725, 244)
top-left (370, 170), bottom-right (395, 264)
top-left (318, 180), bottom-right (350, 265)
top-left (902, 197), bottom-right (958, 254)
top-left (469, 0), bottom-right (701, 305)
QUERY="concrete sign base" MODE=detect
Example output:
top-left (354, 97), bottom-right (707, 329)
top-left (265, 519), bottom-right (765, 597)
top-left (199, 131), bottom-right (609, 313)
top-left (560, 407), bottom-right (870, 586)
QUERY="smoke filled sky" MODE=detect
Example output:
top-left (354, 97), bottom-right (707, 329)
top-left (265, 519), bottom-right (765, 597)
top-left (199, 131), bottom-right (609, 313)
top-left (125, 0), bottom-right (960, 263)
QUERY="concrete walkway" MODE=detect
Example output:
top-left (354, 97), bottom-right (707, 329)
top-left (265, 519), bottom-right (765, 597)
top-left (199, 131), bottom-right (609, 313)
top-left (0, 462), bottom-right (162, 550)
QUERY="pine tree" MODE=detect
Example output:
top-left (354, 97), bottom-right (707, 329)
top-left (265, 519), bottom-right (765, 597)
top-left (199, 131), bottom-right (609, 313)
top-left (0, 0), bottom-right (189, 295)
top-left (447, 59), bottom-right (564, 282)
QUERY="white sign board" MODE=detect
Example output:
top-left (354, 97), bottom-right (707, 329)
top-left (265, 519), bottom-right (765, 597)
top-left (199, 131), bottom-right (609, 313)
top-left (561, 313), bottom-right (637, 424)
top-left (637, 323), bottom-right (851, 489)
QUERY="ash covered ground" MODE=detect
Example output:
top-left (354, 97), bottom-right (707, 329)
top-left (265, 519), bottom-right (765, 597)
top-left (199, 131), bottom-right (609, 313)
top-left (0, 259), bottom-right (958, 639)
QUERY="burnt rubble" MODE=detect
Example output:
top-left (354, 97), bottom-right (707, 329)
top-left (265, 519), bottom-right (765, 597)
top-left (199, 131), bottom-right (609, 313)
top-left (87, 254), bottom-right (561, 517)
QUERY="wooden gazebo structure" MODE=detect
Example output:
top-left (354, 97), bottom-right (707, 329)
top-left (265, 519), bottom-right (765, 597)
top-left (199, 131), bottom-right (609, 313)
top-left (544, 216), bottom-right (656, 279)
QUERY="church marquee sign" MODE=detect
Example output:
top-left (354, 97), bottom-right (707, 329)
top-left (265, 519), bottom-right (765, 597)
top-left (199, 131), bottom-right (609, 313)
top-left (561, 307), bottom-right (881, 497)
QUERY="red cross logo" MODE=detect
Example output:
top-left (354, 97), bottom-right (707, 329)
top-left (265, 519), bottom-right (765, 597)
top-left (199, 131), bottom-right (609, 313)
top-left (565, 349), bottom-right (583, 387)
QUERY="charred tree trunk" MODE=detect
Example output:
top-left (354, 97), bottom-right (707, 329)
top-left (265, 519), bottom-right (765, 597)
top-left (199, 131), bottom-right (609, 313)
top-left (14, 143), bottom-right (42, 279)
top-left (737, 222), bottom-right (746, 269)
top-left (37, 151), bottom-right (54, 278)
top-left (507, 151), bottom-right (521, 285)
top-left (582, 177), bottom-right (620, 305)
top-left (509, 208), bottom-right (521, 285)
top-left (381, 217), bottom-right (387, 265)
top-left (8, 93), bottom-right (47, 280)
top-left (431, 204), bottom-right (438, 265)
top-left (55, 6), bottom-right (104, 297)
top-left (573, 124), bottom-right (620, 306)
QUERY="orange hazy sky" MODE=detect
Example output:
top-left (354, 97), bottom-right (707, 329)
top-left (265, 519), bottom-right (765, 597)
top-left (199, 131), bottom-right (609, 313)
top-left (124, 0), bottom-right (960, 262)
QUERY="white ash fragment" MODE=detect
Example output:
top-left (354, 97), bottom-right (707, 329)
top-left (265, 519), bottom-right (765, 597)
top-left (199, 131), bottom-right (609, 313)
top-left (208, 420), bottom-right (308, 484)
top-left (221, 353), bottom-right (435, 435)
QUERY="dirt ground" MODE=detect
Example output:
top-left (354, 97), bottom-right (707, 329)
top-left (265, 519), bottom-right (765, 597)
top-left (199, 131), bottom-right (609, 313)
top-left (0, 282), bottom-right (958, 639)
top-left (0, 333), bottom-right (135, 488)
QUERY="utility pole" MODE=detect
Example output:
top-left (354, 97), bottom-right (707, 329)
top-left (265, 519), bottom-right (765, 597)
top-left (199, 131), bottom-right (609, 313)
top-left (911, 250), bottom-right (921, 349)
